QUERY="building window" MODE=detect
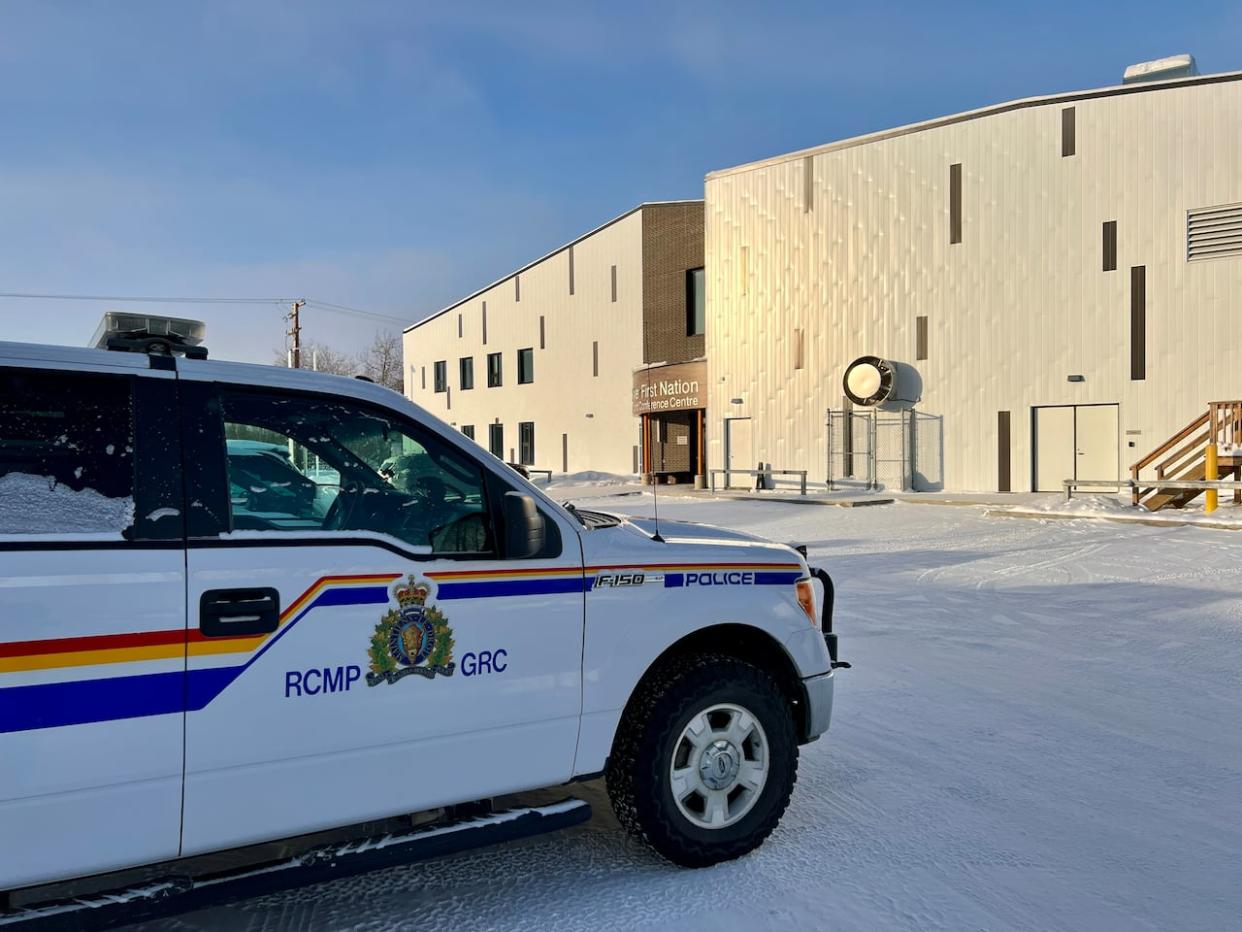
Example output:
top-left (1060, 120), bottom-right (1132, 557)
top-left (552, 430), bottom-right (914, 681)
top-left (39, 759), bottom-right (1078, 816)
top-left (459, 356), bottom-right (474, 391)
top-left (482, 301), bottom-right (488, 345)
top-left (489, 423), bottom-right (504, 458)
top-left (568, 246), bottom-right (575, 295)
top-left (487, 352), bottom-right (503, 387)
top-left (462, 425), bottom-right (475, 441)
top-left (514, 275), bottom-right (521, 302)
top-left (686, 267), bottom-right (705, 336)
top-left (519, 422), bottom-right (535, 465)
top-left (802, 155), bottom-right (814, 212)
top-left (1131, 266), bottom-right (1146, 381)
top-left (611, 264), bottom-right (618, 303)
top-left (457, 314), bottom-right (463, 338)
top-left (517, 348), bottom-right (534, 384)
top-left (540, 315), bottom-right (546, 350)
top-left (433, 360), bottom-right (447, 393)
top-left (916, 316), bottom-right (928, 360)
top-left (793, 328), bottom-right (805, 370)
top-left (1103, 221), bottom-right (1118, 272)
top-left (1061, 107), bottom-right (1076, 157)
top-left (949, 163), bottom-right (962, 244)
top-left (592, 341), bottom-right (599, 377)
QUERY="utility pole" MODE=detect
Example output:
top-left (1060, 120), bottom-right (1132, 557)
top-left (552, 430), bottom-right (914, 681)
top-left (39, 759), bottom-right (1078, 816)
top-left (286, 299), bottom-right (305, 368)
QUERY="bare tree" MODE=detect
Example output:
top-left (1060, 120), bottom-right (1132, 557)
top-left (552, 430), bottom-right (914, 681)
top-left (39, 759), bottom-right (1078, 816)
top-left (356, 331), bottom-right (403, 392)
top-left (271, 341), bottom-right (363, 377)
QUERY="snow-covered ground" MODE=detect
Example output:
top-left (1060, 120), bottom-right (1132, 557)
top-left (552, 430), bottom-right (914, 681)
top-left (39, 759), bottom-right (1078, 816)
top-left (134, 496), bottom-right (1242, 932)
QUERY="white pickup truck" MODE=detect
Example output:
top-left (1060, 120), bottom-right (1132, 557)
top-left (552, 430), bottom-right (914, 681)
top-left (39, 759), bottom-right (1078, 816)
top-left (0, 318), bottom-right (842, 925)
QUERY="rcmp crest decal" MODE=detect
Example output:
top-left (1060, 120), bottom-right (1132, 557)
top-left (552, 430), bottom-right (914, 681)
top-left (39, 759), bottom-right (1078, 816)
top-left (366, 576), bottom-right (455, 686)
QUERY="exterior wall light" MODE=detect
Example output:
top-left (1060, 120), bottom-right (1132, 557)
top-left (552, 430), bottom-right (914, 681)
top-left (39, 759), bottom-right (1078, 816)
top-left (1067, 375), bottom-right (1085, 382)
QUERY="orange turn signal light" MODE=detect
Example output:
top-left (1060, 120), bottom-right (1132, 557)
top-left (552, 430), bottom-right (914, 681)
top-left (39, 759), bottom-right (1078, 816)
top-left (795, 579), bottom-right (817, 626)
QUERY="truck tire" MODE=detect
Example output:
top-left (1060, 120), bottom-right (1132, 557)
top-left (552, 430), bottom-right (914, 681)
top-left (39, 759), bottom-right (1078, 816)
top-left (606, 654), bottom-right (798, 867)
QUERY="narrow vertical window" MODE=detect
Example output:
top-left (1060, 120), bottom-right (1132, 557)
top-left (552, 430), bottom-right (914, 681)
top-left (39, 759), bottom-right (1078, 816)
top-left (459, 356), bottom-right (474, 391)
top-left (518, 422), bottom-right (535, 466)
top-left (421, 367), bottom-right (426, 391)
top-left (517, 348), bottom-right (534, 384)
top-left (539, 315), bottom-right (546, 350)
top-left (802, 155), bottom-right (814, 212)
top-left (482, 301), bottom-right (488, 345)
top-left (592, 341), bottom-right (599, 377)
top-left (433, 360), bottom-right (447, 393)
top-left (949, 163), bottom-right (962, 244)
top-left (487, 351), bottom-right (503, 387)
top-left (514, 275), bottom-right (520, 302)
top-left (446, 386), bottom-right (451, 411)
top-left (997, 411), bottom-right (1012, 493)
top-left (793, 328), bottom-right (804, 370)
top-left (686, 267), bottom-right (705, 336)
top-left (1061, 107), bottom-right (1076, 157)
top-left (1131, 266), bottom-right (1146, 381)
top-left (488, 423), bottom-right (504, 459)
top-left (610, 264), bottom-right (618, 303)
top-left (1103, 221), bottom-right (1117, 272)
top-left (916, 316), bottom-right (928, 360)
top-left (568, 246), bottom-right (575, 295)
top-left (562, 433), bottom-right (568, 473)
top-left (457, 314), bottom-right (462, 338)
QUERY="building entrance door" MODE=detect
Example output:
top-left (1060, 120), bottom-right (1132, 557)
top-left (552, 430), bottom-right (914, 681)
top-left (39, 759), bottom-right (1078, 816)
top-left (725, 417), bottom-right (753, 488)
top-left (1032, 404), bottom-right (1119, 492)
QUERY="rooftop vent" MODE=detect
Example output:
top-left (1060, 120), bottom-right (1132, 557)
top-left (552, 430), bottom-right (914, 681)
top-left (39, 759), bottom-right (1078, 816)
top-left (1123, 54), bottom-right (1199, 84)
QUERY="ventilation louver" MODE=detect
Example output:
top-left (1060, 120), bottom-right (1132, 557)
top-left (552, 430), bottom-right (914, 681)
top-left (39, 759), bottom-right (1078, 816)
top-left (1187, 203), bottom-right (1242, 262)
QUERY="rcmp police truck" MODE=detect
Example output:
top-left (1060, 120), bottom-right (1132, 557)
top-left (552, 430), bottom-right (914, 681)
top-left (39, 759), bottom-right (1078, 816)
top-left (0, 316), bottom-right (845, 928)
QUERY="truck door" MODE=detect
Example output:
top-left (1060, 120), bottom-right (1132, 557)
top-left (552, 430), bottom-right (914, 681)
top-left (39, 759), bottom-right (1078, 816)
top-left (0, 364), bottom-right (185, 890)
top-left (177, 378), bottom-right (585, 856)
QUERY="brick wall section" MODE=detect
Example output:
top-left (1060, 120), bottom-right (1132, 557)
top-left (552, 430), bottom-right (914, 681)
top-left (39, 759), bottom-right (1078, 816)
top-left (641, 202), bottom-right (705, 364)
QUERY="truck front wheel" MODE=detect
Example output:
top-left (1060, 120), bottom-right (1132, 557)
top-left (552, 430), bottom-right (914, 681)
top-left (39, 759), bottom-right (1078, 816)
top-left (606, 655), bottom-right (798, 867)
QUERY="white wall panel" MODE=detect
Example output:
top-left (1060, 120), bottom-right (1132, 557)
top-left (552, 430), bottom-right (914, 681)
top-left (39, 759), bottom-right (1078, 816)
top-left (706, 78), bottom-right (1242, 492)
top-left (405, 211), bottom-right (644, 475)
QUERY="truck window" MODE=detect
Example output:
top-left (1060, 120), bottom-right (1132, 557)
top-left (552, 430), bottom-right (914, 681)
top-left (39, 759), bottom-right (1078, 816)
top-left (219, 389), bottom-right (494, 555)
top-left (0, 368), bottom-right (135, 536)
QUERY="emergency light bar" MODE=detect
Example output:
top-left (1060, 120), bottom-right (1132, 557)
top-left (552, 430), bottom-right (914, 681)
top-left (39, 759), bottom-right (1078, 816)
top-left (90, 312), bottom-right (208, 359)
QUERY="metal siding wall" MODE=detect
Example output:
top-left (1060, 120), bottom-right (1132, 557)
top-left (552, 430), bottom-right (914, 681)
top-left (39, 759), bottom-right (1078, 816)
top-left (404, 211), bottom-right (645, 474)
top-left (706, 81), bottom-right (1242, 491)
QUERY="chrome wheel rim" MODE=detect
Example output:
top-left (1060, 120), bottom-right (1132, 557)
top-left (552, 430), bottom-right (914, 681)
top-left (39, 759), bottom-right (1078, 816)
top-left (669, 702), bottom-right (769, 830)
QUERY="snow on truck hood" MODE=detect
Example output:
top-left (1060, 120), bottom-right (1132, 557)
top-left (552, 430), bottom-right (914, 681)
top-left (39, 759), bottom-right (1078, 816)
top-left (618, 514), bottom-right (770, 545)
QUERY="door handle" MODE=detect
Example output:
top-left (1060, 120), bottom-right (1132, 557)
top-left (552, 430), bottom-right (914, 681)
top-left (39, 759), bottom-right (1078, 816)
top-left (199, 588), bottom-right (281, 638)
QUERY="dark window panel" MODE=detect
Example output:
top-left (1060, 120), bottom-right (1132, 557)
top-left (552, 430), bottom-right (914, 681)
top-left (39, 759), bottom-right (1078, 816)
top-left (482, 301), bottom-right (488, 345)
top-left (459, 356), bottom-right (474, 391)
top-left (487, 351), bottom-right (503, 387)
top-left (518, 421), bottom-right (535, 466)
top-left (540, 316), bottom-right (546, 350)
top-left (517, 348), bottom-right (534, 384)
top-left (514, 275), bottom-right (520, 302)
top-left (1131, 266), bottom-right (1146, 380)
top-left (593, 341), bottom-right (599, 377)
top-left (568, 246), bottom-right (575, 295)
top-left (916, 316), bottom-right (928, 360)
top-left (611, 264), bottom-right (618, 303)
top-left (433, 360), bottom-right (447, 393)
top-left (1061, 107), bottom-right (1076, 157)
top-left (686, 267), bottom-right (706, 336)
top-left (1103, 221), bottom-right (1117, 272)
top-left (997, 411), bottom-right (1011, 493)
top-left (949, 163), bottom-right (962, 245)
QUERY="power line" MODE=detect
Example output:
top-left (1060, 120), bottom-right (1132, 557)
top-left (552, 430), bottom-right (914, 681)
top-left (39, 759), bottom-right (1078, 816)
top-left (0, 291), bottom-right (409, 325)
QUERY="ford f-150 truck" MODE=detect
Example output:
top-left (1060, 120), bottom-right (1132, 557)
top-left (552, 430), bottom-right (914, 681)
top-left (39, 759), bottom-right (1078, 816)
top-left (0, 317), bottom-right (842, 926)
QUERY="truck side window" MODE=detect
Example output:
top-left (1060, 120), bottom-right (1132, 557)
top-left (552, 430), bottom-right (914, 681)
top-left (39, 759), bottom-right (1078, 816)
top-left (0, 368), bottom-right (135, 536)
top-left (219, 390), bottom-right (494, 555)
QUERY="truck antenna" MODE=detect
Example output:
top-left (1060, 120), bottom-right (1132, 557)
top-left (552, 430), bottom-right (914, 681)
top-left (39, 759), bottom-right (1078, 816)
top-left (644, 362), bottom-right (665, 543)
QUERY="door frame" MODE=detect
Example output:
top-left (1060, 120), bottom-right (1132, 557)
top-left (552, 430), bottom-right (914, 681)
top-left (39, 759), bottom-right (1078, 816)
top-left (723, 417), bottom-right (753, 488)
top-left (1029, 402), bottom-right (1120, 492)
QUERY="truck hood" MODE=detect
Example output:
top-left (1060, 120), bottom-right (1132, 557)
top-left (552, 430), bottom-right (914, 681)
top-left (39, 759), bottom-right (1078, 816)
top-left (617, 514), bottom-right (771, 545)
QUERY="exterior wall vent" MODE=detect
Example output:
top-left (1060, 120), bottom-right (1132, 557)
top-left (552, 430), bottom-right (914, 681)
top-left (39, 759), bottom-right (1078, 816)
top-left (1187, 203), bottom-right (1242, 261)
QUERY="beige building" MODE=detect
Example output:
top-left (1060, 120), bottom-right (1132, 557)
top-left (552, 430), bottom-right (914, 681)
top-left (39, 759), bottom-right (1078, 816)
top-left (705, 66), bottom-right (1242, 493)
top-left (404, 202), bottom-right (704, 478)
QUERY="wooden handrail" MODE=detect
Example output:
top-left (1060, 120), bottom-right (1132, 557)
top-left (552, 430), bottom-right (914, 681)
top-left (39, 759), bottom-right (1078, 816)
top-left (1131, 401), bottom-right (1242, 508)
top-left (1131, 410), bottom-right (1208, 472)
top-left (1155, 428), bottom-right (1211, 477)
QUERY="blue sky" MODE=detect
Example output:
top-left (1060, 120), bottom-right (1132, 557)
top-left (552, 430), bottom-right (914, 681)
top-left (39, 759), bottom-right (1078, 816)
top-left (1, 1), bottom-right (1238, 362)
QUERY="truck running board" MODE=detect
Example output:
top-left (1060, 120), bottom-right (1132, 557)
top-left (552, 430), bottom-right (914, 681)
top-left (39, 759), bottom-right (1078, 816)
top-left (2, 798), bottom-right (591, 932)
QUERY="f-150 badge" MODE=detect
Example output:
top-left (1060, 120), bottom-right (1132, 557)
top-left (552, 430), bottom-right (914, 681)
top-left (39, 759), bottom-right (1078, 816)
top-left (367, 576), bottom-right (455, 686)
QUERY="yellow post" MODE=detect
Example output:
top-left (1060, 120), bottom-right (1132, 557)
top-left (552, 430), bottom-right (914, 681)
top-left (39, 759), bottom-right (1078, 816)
top-left (1205, 443), bottom-right (1219, 514)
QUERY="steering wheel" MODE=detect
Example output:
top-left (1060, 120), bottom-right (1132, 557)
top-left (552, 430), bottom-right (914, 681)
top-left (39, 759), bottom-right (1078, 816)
top-left (323, 480), bottom-right (364, 531)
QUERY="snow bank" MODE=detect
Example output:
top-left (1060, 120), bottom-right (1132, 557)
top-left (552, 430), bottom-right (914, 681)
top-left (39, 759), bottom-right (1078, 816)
top-left (990, 494), bottom-right (1242, 528)
top-left (544, 471), bottom-right (637, 488)
top-left (0, 473), bottom-right (134, 537)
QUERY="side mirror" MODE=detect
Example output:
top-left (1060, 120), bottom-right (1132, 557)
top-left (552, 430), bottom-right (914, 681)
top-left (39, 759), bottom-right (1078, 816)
top-left (503, 492), bottom-right (546, 559)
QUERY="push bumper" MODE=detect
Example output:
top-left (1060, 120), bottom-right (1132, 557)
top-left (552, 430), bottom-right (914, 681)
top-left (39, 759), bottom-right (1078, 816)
top-left (801, 669), bottom-right (835, 741)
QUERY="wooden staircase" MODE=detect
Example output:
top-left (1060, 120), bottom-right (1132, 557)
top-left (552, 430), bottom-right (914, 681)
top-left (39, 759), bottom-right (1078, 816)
top-left (1132, 401), bottom-right (1242, 511)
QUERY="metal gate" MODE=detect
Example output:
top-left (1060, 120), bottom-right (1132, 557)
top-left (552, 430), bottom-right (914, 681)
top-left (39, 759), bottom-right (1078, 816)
top-left (826, 409), bottom-right (915, 491)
